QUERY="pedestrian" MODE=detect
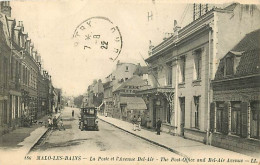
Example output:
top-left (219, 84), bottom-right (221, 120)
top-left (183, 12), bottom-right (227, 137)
top-left (53, 116), bottom-right (58, 130)
top-left (132, 115), bottom-right (137, 131)
top-left (58, 118), bottom-right (65, 131)
top-left (156, 118), bottom-right (162, 135)
top-left (137, 115), bottom-right (142, 131)
top-left (208, 130), bottom-right (212, 146)
top-left (48, 116), bottom-right (52, 128)
top-left (72, 110), bottom-right (74, 117)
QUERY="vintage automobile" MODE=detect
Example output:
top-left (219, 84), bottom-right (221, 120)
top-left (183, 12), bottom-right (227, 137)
top-left (79, 106), bottom-right (99, 131)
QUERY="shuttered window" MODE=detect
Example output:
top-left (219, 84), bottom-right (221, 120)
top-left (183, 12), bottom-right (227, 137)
top-left (250, 101), bottom-right (260, 139)
top-left (231, 101), bottom-right (241, 136)
top-left (194, 96), bottom-right (200, 129)
top-left (222, 102), bottom-right (229, 135)
top-left (216, 102), bottom-right (224, 133)
top-left (210, 102), bottom-right (216, 132)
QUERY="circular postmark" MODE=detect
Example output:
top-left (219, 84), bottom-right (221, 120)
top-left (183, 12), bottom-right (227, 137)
top-left (73, 16), bottom-right (123, 61)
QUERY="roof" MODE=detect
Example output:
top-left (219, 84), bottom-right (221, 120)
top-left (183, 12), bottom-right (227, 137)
top-left (214, 29), bottom-right (260, 80)
top-left (0, 13), bottom-right (10, 47)
top-left (120, 97), bottom-right (147, 110)
top-left (232, 29), bottom-right (260, 52)
top-left (222, 3), bottom-right (238, 11)
top-left (113, 75), bottom-right (148, 92)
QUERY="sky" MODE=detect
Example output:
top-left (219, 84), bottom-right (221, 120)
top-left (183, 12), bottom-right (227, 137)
top-left (10, 0), bottom-right (259, 97)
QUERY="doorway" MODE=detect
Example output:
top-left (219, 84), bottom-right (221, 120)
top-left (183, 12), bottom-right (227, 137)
top-left (179, 97), bottom-right (185, 136)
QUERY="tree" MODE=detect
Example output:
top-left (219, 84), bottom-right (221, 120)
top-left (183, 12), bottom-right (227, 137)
top-left (74, 95), bottom-right (84, 108)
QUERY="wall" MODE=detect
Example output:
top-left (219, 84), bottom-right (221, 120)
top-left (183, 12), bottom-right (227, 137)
top-left (173, 30), bottom-right (210, 140)
top-left (212, 133), bottom-right (260, 157)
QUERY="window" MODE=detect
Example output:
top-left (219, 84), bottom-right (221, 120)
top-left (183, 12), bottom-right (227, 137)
top-left (3, 57), bottom-right (8, 87)
top-left (3, 100), bottom-right (7, 124)
top-left (167, 63), bottom-right (172, 86)
top-left (179, 56), bottom-right (185, 83)
top-left (225, 56), bottom-right (234, 76)
top-left (194, 96), bottom-right (200, 129)
top-left (125, 66), bottom-right (129, 72)
top-left (231, 101), bottom-right (241, 135)
top-left (15, 61), bottom-right (18, 82)
top-left (193, 49), bottom-right (202, 80)
top-left (11, 56), bottom-right (14, 81)
top-left (216, 102), bottom-right (224, 133)
top-left (250, 101), bottom-right (260, 139)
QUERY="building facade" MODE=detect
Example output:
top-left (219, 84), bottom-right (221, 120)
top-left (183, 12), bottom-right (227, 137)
top-left (112, 75), bottom-right (149, 121)
top-left (0, 6), bottom-right (11, 134)
top-left (143, 3), bottom-right (260, 143)
top-left (0, 1), bottom-right (55, 134)
top-left (103, 61), bottom-right (138, 117)
top-left (210, 29), bottom-right (260, 156)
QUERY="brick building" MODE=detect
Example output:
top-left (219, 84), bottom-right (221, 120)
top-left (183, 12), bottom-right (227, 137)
top-left (210, 29), bottom-right (260, 157)
top-left (0, 1), bottom-right (54, 134)
top-left (0, 6), bottom-right (11, 134)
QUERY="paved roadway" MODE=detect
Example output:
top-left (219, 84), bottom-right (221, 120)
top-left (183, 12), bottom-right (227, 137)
top-left (30, 107), bottom-right (178, 160)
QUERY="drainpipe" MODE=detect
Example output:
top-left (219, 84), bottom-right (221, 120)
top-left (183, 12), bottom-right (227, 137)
top-left (206, 23), bottom-right (213, 145)
top-left (174, 59), bottom-right (178, 135)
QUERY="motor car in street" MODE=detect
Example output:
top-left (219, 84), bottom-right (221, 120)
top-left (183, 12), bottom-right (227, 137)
top-left (79, 106), bottom-right (99, 131)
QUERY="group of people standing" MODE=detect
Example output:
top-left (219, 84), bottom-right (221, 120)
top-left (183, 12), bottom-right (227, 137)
top-left (132, 115), bottom-right (162, 135)
top-left (47, 115), bottom-right (65, 131)
top-left (132, 115), bottom-right (142, 131)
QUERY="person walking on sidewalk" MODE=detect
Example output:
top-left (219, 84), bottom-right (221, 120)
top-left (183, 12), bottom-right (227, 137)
top-left (72, 110), bottom-right (74, 117)
top-left (156, 118), bottom-right (162, 135)
top-left (137, 115), bottom-right (142, 131)
top-left (53, 116), bottom-right (58, 130)
top-left (132, 115), bottom-right (137, 131)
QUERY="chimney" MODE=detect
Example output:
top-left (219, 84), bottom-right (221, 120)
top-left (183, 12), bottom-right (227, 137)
top-left (116, 60), bottom-right (121, 68)
top-left (1, 1), bottom-right (12, 17)
top-left (18, 21), bottom-right (23, 27)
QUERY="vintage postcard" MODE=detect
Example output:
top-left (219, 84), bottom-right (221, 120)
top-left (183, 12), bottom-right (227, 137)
top-left (0, 0), bottom-right (260, 164)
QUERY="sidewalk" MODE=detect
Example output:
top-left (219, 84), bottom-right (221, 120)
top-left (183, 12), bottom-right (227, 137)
top-left (99, 116), bottom-right (257, 160)
top-left (0, 113), bottom-right (60, 154)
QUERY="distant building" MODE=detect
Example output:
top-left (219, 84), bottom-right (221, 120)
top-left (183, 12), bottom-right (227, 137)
top-left (112, 75), bottom-right (150, 121)
top-left (103, 61), bottom-right (138, 117)
top-left (85, 79), bottom-right (104, 108)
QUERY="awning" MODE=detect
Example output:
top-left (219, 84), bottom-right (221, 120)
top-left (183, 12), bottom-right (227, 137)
top-left (136, 87), bottom-right (174, 104)
top-left (136, 87), bottom-right (174, 95)
top-left (120, 97), bottom-right (147, 110)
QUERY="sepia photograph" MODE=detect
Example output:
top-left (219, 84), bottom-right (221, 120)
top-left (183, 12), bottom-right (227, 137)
top-left (0, 0), bottom-right (259, 164)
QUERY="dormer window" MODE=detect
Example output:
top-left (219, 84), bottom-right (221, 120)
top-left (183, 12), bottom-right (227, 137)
top-left (125, 66), bottom-right (129, 72)
top-left (225, 56), bottom-right (234, 76)
top-left (224, 51), bottom-right (242, 76)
